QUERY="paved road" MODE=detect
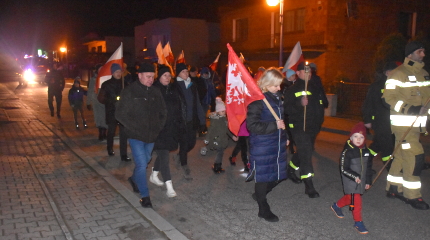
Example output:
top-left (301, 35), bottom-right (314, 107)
top-left (2, 79), bottom-right (430, 239)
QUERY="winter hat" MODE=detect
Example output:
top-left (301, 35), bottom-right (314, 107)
top-left (158, 66), bottom-right (171, 78)
top-left (309, 62), bottom-right (317, 71)
top-left (189, 66), bottom-right (197, 72)
top-left (200, 67), bottom-right (210, 74)
top-left (405, 41), bottom-right (425, 57)
top-left (297, 62), bottom-right (306, 71)
top-left (74, 76), bottom-right (81, 84)
top-left (137, 63), bottom-right (155, 73)
top-left (286, 69), bottom-right (296, 78)
top-left (215, 97), bottom-right (226, 112)
top-left (350, 122), bottom-right (366, 147)
top-left (175, 63), bottom-right (188, 76)
top-left (110, 63), bottom-right (122, 74)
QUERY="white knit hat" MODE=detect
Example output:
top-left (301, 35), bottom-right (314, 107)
top-left (215, 97), bottom-right (226, 112)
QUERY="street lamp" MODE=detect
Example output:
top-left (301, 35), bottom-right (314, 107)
top-left (267, 0), bottom-right (284, 67)
top-left (60, 47), bottom-right (68, 77)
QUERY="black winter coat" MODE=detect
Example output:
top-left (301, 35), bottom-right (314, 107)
top-left (172, 79), bottom-right (205, 130)
top-left (115, 81), bottom-right (167, 143)
top-left (362, 76), bottom-right (391, 130)
top-left (98, 77), bottom-right (123, 124)
top-left (340, 140), bottom-right (373, 194)
top-left (153, 81), bottom-right (184, 151)
top-left (284, 78), bottom-right (325, 132)
top-left (44, 69), bottom-right (65, 92)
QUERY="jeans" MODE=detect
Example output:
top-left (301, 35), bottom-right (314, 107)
top-left (129, 139), bottom-right (154, 198)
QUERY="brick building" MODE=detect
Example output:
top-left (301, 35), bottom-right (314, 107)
top-left (219, 0), bottom-right (430, 92)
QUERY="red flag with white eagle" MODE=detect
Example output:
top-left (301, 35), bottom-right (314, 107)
top-left (226, 43), bottom-right (265, 136)
top-left (96, 43), bottom-right (123, 92)
top-left (209, 52), bottom-right (221, 72)
top-left (282, 41), bottom-right (305, 72)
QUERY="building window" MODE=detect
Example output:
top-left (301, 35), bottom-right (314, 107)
top-left (97, 46), bottom-right (102, 53)
top-left (233, 18), bottom-right (248, 42)
top-left (399, 12), bottom-right (417, 38)
top-left (91, 47), bottom-right (96, 53)
top-left (278, 8), bottom-right (305, 33)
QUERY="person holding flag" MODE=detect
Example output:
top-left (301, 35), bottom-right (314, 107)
top-left (246, 68), bottom-right (289, 222)
top-left (226, 44), bottom-right (288, 222)
top-left (284, 62), bottom-right (325, 198)
top-left (97, 63), bottom-right (130, 161)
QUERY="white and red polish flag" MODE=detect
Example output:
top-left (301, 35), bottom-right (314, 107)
top-left (163, 42), bottom-right (174, 65)
top-left (282, 41), bottom-right (305, 72)
top-left (226, 43), bottom-right (265, 135)
top-left (96, 43), bottom-right (123, 92)
top-left (176, 50), bottom-right (185, 64)
top-left (209, 52), bottom-right (221, 72)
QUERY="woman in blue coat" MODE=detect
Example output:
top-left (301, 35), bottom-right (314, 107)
top-left (246, 68), bottom-right (289, 222)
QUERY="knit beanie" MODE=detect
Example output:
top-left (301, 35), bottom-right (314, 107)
top-left (286, 69), bottom-right (296, 78)
top-left (137, 63), bottom-right (155, 73)
top-left (350, 122), bottom-right (366, 148)
top-left (74, 77), bottom-right (81, 85)
top-left (405, 41), bottom-right (425, 57)
top-left (200, 67), bottom-right (210, 74)
top-left (309, 62), bottom-right (317, 71)
top-left (175, 63), bottom-right (187, 76)
top-left (158, 66), bottom-right (171, 78)
top-left (215, 97), bottom-right (226, 112)
top-left (110, 63), bottom-right (122, 74)
top-left (297, 62), bottom-right (306, 71)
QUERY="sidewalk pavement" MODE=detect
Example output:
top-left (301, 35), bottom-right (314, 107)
top-left (0, 84), bottom-right (187, 240)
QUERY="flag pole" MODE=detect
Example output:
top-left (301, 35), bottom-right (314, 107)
top-left (303, 64), bottom-right (311, 131)
top-left (263, 98), bottom-right (285, 130)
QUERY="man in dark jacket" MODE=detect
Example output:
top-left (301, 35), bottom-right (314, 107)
top-left (362, 61), bottom-right (398, 170)
top-left (173, 63), bottom-right (206, 180)
top-left (284, 62), bottom-right (325, 198)
top-left (45, 62), bottom-right (65, 118)
top-left (97, 63), bottom-right (130, 161)
top-left (116, 63), bottom-right (167, 208)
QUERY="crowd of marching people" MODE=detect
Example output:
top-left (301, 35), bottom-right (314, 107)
top-left (47, 40), bottom-right (430, 235)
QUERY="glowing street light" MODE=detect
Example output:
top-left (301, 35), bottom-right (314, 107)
top-left (60, 47), bottom-right (68, 77)
top-left (267, 0), bottom-right (284, 67)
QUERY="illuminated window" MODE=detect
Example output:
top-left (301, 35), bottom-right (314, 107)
top-left (233, 18), bottom-right (248, 42)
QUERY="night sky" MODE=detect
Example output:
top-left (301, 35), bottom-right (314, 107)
top-left (0, 0), bottom-right (258, 56)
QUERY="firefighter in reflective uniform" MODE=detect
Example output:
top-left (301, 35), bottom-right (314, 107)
top-left (362, 62), bottom-right (399, 169)
top-left (284, 62), bottom-right (325, 198)
top-left (382, 41), bottom-right (430, 210)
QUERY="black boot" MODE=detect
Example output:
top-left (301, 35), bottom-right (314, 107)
top-left (83, 119), bottom-right (88, 128)
top-left (121, 155), bottom-right (131, 162)
top-left (406, 198), bottom-right (430, 210)
top-left (386, 185), bottom-right (406, 202)
top-left (257, 200), bottom-right (279, 222)
top-left (75, 121), bottom-right (79, 129)
top-left (107, 147), bottom-right (114, 156)
top-left (287, 165), bottom-right (302, 184)
top-left (303, 178), bottom-right (320, 198)
top-left (140, 197), bottom-right (152, 208)
top-left (212, 163), bottom-right (225, 174)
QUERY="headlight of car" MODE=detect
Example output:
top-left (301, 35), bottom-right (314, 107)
top-left (23, 69), bottom-right (35, 82)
